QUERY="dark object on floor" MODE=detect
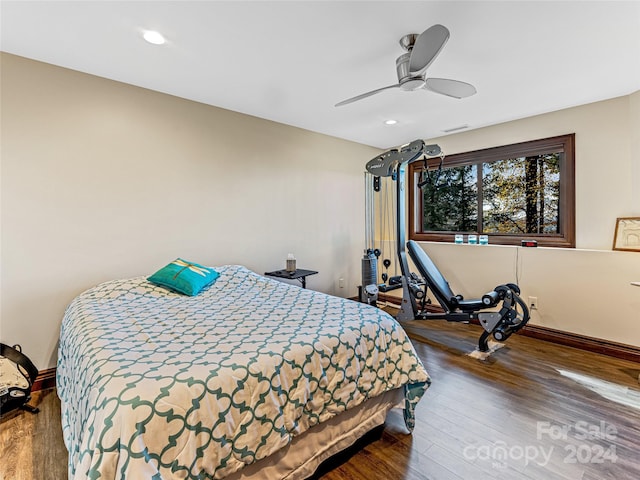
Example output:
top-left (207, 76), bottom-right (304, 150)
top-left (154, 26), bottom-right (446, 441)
top-left (0, 343), bottom-right (40, 416)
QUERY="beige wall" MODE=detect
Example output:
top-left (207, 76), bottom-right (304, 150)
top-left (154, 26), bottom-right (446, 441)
top-left (407, 94), bottom-right (640, 346)
top-left (631, 91), bottom-right (640, 207)
top-left (0, 53), bottom-right (379, 369)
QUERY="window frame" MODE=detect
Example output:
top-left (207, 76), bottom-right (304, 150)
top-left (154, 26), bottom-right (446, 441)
top-left (409, 134), bottom-right (576, 248)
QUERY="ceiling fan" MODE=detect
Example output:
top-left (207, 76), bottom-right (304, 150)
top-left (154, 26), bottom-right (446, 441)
top-left (335, 24), bottom-right (477, 107)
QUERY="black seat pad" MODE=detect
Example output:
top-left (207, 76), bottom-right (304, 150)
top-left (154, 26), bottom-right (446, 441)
top-left (455, 299), bottom-right (487, 311)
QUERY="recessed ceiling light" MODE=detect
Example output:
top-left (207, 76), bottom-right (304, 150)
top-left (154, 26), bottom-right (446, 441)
top-left (384, 119), bottom-right (398, 125)
top-left (142, 30), bottom-right (166, 45)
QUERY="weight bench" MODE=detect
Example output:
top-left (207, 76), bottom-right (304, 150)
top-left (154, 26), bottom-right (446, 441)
top-left (403, 240), bottom-right (530, 352)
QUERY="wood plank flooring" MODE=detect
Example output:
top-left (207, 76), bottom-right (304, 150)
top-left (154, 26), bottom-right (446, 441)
top-left (2, 319), bottom-right (640, 479)
top-left (0, 388), bottom-right (67, 480)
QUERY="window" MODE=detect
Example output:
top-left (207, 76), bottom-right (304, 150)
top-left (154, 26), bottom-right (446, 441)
top-left (409, 134), bottom-right (575, 247)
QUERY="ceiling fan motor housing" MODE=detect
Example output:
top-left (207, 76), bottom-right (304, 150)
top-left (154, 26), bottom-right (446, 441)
top-left (396, 53), bottom-right (426, 91)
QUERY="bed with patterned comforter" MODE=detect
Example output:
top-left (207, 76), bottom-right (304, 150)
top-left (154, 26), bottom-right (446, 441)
top-left (57, 265), bottom-right (430, 479)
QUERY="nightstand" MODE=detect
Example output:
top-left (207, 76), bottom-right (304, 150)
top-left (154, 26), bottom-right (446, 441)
top-left (265, 269), bottom-right (318, 289)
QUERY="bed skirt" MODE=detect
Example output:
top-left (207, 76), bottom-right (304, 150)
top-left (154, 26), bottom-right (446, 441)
top-left (229, 387), bottom-right (404, 479)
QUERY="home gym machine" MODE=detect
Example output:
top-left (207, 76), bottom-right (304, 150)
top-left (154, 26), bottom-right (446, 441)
top-left (360, 139), bottom-right (530, 353)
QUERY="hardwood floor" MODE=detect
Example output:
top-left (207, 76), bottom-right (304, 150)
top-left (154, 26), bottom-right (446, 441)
top-left (0, 388), bottom-right (67, 480)
top-left (2, 320), bottom-right (639, 479)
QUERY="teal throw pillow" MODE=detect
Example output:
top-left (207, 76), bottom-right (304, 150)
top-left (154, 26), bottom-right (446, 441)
top-left (148, 259), bottom-right (220, 296)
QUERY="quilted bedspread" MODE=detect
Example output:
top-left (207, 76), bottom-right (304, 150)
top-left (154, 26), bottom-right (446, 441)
top-left (57, 265), bottom-right (430, 479)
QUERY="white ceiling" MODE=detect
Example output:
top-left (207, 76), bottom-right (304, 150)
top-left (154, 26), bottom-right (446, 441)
top-left (2, 1), bottom-right (640, 149)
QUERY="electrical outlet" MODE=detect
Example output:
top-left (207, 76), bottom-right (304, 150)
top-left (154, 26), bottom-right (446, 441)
top-left (528, 296), bottom-right (538, 310)
top-left (339, 278), bottom-right (344, 288)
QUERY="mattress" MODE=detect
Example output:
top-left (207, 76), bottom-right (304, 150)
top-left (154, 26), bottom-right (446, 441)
top-left (57, 265), bottom-right (430, 479)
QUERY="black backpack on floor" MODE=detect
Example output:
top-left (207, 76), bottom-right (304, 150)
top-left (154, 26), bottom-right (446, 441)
top-left (0, 343), bottom-right (40, 416)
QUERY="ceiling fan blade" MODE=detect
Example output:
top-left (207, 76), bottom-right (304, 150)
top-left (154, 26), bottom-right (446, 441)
top-left (335, 84), bottom-right (401, 107)
top-left (409, 24), bottom-right (450, 75)
top-left (424, 78), bottom-right (477, 99)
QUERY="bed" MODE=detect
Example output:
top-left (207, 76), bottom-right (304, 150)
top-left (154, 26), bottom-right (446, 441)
top-left (57, 265), bottom-right (430, 479)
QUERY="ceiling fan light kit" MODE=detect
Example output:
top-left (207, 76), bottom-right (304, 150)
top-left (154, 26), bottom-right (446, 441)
top-left (335, 24), bottom-right (476, 107)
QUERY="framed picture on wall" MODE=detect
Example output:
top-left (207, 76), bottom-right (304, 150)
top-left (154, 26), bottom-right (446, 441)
top-left (613, 217), bottom-right (640, 252)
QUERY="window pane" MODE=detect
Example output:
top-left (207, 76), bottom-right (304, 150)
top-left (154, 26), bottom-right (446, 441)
top-left (421, 165), bottom-right (478, 232)
top-left (482, 154), bottom-right (560, 234)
